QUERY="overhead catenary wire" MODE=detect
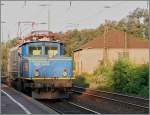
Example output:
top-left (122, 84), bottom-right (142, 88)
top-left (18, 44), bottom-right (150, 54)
top-left (73, 2), bottom-right (122, 24)
top-left (64, 1), bottom-right (122, 31)
top-left (19, 2), bottom-right (50, 37)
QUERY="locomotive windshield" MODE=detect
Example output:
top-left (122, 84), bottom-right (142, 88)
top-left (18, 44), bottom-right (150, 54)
top-left (45, 46), bottom-right (58, 57)
top-left (29, 46), bottom-right (42, 56)
top-left (27, 41), bottom-right (61, 57)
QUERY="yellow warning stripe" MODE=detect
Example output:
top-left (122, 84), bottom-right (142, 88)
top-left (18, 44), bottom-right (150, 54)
top-left (19, 77), bottom-right (75, 80)
top-left (27, 58), bottom-right (72, 61)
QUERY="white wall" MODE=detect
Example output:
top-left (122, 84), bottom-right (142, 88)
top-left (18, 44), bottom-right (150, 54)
top-left (74, 48), bottom-right (149, 75)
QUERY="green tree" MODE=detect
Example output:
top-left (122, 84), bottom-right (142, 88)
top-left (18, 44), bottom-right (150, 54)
top-left (115, 8), bottom-right (149, 39)
top-left (1, 38), bottom-right (17, 76)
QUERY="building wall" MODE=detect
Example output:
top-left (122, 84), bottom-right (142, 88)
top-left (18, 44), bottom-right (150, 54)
top-left (107, 48), bottom-right (149, 64)
top-left (74, 48), bottom-right (103, 74)
top-left (74, 48), bottom-right (149, 75)
top-left (128, 48), bottom-right (149, 64)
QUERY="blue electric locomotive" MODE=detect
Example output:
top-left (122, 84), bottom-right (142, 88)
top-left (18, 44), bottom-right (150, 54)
top-left (8, 34), bottom-right (74, 99)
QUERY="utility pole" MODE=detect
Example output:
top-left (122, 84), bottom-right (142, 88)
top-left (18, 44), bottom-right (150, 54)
top-left (103, 20), bottom-right (108, 65)
top-left (39, 4), bottom-right (51, 31)
top-left (124, 29), bottom-right (127, 56)
top-left (17, 21), bottom-right (35, 38)
top-left (123, 24), bottom-right (128, 58)
top-left (24, 0), bottom-right (27, 6)
top-left (1, 21), bottom-right (6, 41)
top-left (48, 7), bottom-right (50, 31)
top-left (102, 6), bottom-right (111, 65)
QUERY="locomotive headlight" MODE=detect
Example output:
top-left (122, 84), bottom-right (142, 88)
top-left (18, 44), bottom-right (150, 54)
top-left (34, 68), bottom-right (39, 77)
top-left (63, 68), bottom-right (67, 77)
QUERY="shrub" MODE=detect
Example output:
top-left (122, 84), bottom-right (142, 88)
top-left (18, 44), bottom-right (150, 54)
top-left (74, 57), bottom-right (149, 97)
top-left (138, 86), bottom-right (149, 97)
top-left (73, 73), bottom-right (90, 87)
top-left (111, 57), bottom-right (149, 97)
top-left (93, 63), bottom-right (113, 90)
top-left (111, 57), bottom-right (133, 91)
top-left (124, 64), bottom-right (149, 96)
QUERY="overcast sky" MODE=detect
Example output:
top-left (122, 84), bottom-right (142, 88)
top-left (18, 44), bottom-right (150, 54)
top-left (1, 1), bottom-right (148, 42)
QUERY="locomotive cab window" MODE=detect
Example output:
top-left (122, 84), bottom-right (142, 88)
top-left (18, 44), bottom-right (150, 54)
top-left (45, 46), bottom-right (58, 57)
top-left (29, 46), bottom-right (42, 56)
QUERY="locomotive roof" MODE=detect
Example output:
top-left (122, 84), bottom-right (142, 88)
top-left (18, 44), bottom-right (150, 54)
top-left (18, 40), bottom-right (63, 47)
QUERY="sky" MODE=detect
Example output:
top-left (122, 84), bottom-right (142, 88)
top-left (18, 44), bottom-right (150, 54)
top-left (1, 1), bottom-right (148, 42)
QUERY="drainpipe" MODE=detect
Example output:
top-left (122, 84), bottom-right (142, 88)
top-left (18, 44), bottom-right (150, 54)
top-left (103, 20), bottom-right (108, 64)
top-left (124, 31), bottom-right (127, 51)
top-left (123, 25), bottom-right (128, 56)
top-left (124, 29), bottom-right (129, 59)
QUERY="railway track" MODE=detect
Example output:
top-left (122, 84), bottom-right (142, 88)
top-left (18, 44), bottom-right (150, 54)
top-left (71, 86), bottom-right (149, 114)
top-left (39, 99), bottom-right (99, 114)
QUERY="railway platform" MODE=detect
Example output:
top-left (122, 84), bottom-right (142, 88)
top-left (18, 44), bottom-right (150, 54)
top-left (1, 84), bottom-right (57, 114)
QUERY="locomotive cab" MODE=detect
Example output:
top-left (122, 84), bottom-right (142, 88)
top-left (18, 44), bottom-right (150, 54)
top-left (8, 40), bottom-right (74, 99)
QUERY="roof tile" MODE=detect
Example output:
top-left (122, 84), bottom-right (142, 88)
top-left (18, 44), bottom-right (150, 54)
top-left (77, 30), bottom-right (148, 51)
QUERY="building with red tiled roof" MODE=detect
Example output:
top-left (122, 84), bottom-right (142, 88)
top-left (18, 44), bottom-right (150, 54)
top-left (73, 30), bottom-right (149, 75)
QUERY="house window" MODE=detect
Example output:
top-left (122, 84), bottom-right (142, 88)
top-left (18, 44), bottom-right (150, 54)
top-left (118, 51), bottom-right (129, 58)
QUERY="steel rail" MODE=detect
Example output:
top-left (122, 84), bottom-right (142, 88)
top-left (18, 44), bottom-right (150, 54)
top-left (73, 86), bottom-right (149, 100)
top-left (40, 100), bottom-right (99, 114)
top-left (72, 87), bottom-right (149, 110)
top-left (68, 101), bottom-right (100, 114)
top-left (43, 103), bottom-right (64, 114)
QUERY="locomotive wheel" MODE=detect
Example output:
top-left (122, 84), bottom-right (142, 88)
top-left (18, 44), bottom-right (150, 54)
top-left (12, 80), bottom-right (17, 89)
top-left (10, 80), bottom-right (15, 88)
top-left (26, 88), bottom-right (32, 96)
top-left (16, 80), bottom-right (22, 91)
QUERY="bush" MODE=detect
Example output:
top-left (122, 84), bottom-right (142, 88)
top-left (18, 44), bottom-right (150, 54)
top-left (93, 63), bottom-right (113, 90)
top-left (74, 57), bottom-right (149, 97)
top-left (138, 86), bottom-right (149, 97)
top-left (124, 64), bottom-right (149, 96)
top-left (111, 57), bottom-right (149, 97)
top-left (111, 57), bottom-right (133, 91)
top-left (73, 73), bottom-right (90, 87)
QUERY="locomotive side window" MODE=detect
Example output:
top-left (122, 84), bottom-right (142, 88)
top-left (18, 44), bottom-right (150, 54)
top-left (45, 46), bottom-right (58, 57)
top-left (29, 46), bottom-right (42, 56)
